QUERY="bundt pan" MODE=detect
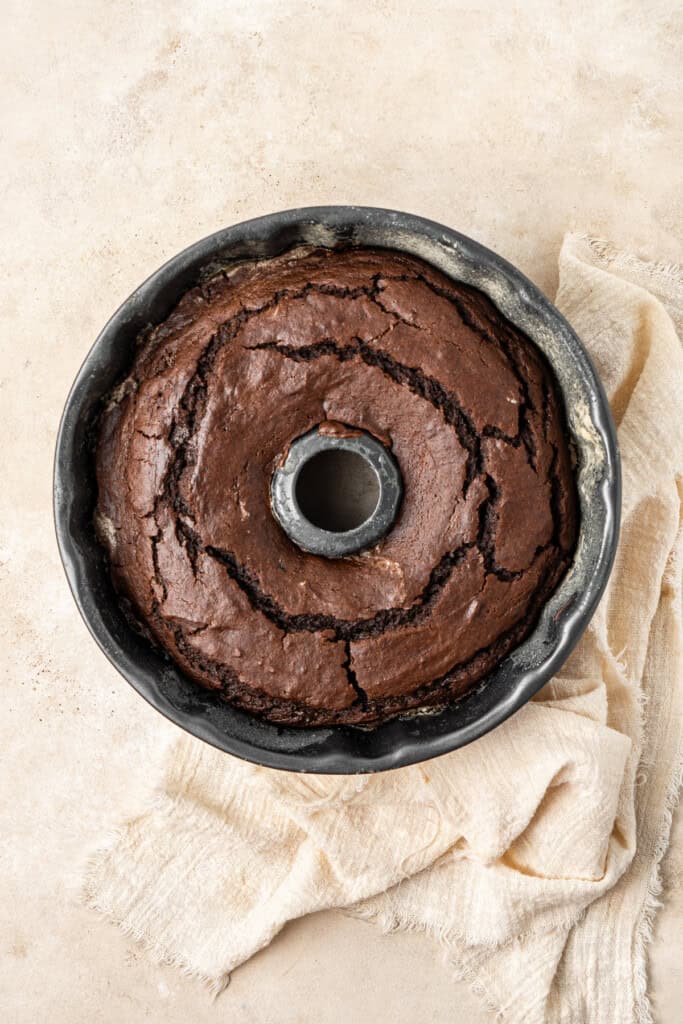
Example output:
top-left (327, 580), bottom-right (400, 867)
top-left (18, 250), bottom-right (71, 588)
top-left (54, 207), bottom-right (620, 773)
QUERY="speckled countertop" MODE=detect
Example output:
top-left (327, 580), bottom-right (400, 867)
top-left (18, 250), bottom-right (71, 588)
top-left (1, 3), bottom-right (682, 1021)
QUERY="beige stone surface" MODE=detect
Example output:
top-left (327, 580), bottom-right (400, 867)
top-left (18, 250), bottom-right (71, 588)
top-left (1, 2), bottom-right (681, 1021)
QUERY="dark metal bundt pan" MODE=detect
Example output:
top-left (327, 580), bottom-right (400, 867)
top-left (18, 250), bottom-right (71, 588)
top-left (54, 207), bottom-right (620, 773)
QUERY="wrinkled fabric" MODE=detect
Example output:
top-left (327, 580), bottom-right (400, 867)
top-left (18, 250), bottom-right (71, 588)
top-left (85, 234), bottom-right (683, 1023)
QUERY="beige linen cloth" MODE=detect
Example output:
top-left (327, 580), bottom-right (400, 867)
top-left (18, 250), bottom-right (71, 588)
top-left (85, 234), bottom-right (683, 1024)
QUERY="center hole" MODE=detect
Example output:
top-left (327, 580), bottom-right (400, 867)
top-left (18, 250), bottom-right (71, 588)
top-left (295, 449), bottom-right (380, 533)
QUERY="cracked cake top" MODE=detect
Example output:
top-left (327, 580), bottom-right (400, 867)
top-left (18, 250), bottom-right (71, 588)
top-left (95, 246), bottom-right (578, 726)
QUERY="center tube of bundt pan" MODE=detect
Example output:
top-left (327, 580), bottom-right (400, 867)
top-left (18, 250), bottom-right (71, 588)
top-left (270, 423), bottom-right (403, 558)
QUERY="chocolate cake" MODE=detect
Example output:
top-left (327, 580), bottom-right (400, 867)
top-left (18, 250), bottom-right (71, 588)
top-left (95, 247), bottom-right (578, 726)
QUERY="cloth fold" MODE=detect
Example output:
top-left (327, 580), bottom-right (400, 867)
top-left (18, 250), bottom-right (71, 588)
top-left (84, 234), bottom-right (683, 1024)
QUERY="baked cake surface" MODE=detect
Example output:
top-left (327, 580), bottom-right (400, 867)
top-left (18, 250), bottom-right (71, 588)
top-left (95, 247), bottom-right (578, 726)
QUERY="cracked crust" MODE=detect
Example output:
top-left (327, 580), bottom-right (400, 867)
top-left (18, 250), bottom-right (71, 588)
top-left (95, 247), bottom-right (578, 726)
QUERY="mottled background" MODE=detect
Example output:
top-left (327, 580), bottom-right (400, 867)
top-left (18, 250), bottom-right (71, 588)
top-left (1, 2), bottom-right (682, 1021)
